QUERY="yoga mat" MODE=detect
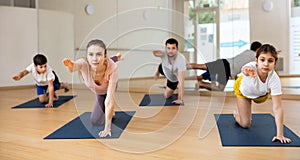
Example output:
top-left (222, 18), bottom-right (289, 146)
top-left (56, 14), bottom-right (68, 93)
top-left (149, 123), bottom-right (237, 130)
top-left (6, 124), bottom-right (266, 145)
top-left (214, 114), bottom-right (300, 147)
top-left (159, 85), bottom-right (195, 90)
top-left (12, 95), bottom-right (76, 109)
top-left (282, 86), bottom-right (300, 89)
top-left (44, 111), bottom-right (135, 139)
top-left (139, 94), bottom-right (184, 106)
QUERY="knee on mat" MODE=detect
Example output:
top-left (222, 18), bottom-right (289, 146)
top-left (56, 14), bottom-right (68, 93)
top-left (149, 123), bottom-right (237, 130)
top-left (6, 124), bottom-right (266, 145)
top-left (90, 117), bottom-right (105, 126)
top-left (38, 98), bottom-right (47, 103)
top-left (164, 93), bottom-right (171, 99)
top-left (239, 121), bottom-right (251, 128)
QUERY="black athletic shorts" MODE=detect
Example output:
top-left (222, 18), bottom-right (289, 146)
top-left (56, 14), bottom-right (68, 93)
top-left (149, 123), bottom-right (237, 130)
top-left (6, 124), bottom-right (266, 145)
top-left (158, 64), bottom-right (178, 90)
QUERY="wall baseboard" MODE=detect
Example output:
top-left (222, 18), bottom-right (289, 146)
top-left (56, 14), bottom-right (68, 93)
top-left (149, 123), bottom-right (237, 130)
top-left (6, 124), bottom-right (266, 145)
top-left (0, 85), bottom-right (35, 90)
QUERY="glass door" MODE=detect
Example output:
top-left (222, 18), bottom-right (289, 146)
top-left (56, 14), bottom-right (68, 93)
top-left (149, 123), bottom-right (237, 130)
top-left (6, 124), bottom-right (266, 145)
top-left (290, 0), bottom-right (300, 75)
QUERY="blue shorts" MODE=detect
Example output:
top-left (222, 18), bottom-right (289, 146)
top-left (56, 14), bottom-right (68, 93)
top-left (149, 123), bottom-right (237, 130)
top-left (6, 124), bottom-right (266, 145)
top-left (35, 71), bottom-right (61, 95)
top-left (201, 71), bottom-right (216, 81)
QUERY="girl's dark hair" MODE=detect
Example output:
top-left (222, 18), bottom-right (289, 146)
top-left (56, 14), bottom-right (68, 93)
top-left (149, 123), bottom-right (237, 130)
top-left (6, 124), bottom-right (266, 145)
top-left (256, 44), bottom-right (278, 63)
top-left (165, 38), bottom-right (178, 48)
top-left (33, 54), bottom-right (47, 66)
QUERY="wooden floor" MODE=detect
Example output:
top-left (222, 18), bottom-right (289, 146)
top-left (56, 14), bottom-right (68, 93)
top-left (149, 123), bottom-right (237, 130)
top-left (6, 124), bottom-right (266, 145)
top-left (1, 77), bottom-right (300, 160)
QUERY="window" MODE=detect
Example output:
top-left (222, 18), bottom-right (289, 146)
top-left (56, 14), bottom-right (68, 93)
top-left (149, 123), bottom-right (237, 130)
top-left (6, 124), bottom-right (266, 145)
top-left (184, 0), bottom-right (250, 62)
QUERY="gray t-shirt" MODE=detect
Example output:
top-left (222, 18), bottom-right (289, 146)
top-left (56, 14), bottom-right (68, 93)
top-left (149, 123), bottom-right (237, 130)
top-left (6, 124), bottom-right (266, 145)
top-left (226, 49), bottom-right (256, 78)
top-left (161, 51), bottom-right (187, 82)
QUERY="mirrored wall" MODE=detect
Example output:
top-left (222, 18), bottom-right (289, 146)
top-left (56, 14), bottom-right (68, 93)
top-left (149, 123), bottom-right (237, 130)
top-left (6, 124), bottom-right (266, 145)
top-left (36, 0), bottom-right (300, 78)
top-left (0, 0), bottom-right (298, 87)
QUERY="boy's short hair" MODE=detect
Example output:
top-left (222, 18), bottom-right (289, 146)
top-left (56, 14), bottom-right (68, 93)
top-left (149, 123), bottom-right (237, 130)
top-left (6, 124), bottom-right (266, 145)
top-left (33, 54), bottom-right (47, 66)
top-left (250, 41), bottom-right (262, 51)
top-left (165, 38), bottom-right (178, 48)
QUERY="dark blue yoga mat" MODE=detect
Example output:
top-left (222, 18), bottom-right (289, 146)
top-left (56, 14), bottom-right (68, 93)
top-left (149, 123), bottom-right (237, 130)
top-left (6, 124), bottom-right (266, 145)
top-left (139, 94), bottom-right (184, 106)
top-left (214, 114), bottom-right (300, 147)
top-left (282, 86), bottom-right (300, 89)
top-left (12, 95), bottom-right (76, 109)
top-left (44, 111), bottom-right (135, 139)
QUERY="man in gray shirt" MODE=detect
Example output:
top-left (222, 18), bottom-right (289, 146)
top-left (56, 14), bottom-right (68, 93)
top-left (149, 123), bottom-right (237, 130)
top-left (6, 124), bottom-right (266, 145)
top-left (153, 38), bottom-right (186, 104)
top-left (187, 41), bottom-right (262, 91)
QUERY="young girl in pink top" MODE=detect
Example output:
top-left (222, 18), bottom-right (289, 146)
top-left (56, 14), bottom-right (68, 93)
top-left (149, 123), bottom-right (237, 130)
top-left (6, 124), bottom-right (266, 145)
top-left (63, 39), bottom-right (118, 137)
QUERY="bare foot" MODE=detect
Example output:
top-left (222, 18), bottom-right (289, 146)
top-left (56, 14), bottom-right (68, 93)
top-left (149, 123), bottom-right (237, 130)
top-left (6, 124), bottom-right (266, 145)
top-left (62, 82), bottom-right (70, 92)
top-left (53, 93), bottom-right (59, 101)
top-left (116, 52), bottom-right (123, 61)
top-left (64, 87), bottom-right (70, 93)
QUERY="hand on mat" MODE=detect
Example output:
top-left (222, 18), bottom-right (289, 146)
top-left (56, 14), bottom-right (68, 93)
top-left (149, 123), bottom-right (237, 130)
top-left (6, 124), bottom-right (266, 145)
top-left (62, 58), bottom-right (74, 72)
top-left (242, 66), bottom-right (256, 77)
top-left (98, 129), bottom-right (111, 137)
top-left (45, 102), bottom-right (53, 108)
top-left (272, 136), bottom-right (292, 144)
top-left (172, 99), bottom-right (183, 105)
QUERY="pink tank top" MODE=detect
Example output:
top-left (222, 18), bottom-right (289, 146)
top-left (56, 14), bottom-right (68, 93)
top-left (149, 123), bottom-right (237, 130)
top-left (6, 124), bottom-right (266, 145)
top-left (76, 58), bottom-right (118, 95)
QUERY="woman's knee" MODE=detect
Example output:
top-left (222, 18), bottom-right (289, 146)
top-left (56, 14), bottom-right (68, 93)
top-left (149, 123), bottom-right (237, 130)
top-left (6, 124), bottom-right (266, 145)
top-left (90, 116), bottom-right (104, 126)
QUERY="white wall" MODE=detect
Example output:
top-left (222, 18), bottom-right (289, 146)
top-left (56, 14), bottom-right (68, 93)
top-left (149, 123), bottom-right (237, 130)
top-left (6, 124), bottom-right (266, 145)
top-left (249, 0), bottom-right (290, 75)
top-left (38, 0), bottom-right (182, 80)
top-left (0, 1), bottom-right (184, 87)
top-left (0, 7), bottom-right (74, 87)
top-left (5, 1), bottom-right (294, 87)
top-left (38, 9), bottom-right (74, 85)
top-left (0, 6), bottom-right (38, 87)
top-left (38, 0), bottom-right (174, 50)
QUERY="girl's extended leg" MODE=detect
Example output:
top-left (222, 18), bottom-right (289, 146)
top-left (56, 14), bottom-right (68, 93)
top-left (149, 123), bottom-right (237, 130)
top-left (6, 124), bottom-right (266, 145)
top-left (234, 97), bottom-right (252, 128)
top-left (90, 94), bottom-right (107, 125)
